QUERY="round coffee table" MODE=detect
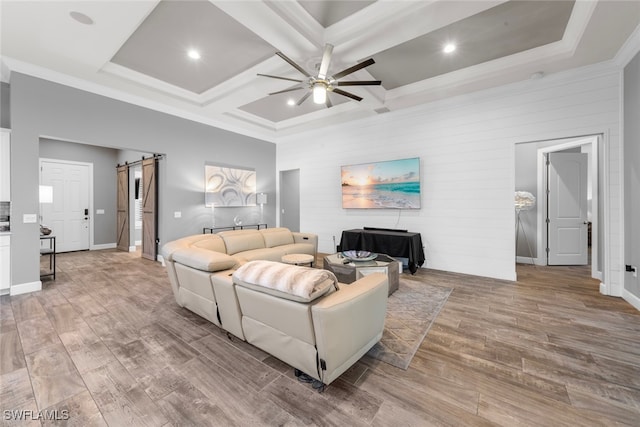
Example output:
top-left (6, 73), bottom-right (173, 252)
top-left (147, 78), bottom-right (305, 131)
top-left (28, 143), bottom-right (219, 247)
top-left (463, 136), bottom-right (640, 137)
top-left (282, 253), bottom-right (314, 267)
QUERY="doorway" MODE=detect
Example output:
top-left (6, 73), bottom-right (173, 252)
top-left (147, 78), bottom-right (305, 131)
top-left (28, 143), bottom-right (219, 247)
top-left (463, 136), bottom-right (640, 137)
top-left (515, 135), bottom-right (601, 280)
top-left (40, 158), bottom-right (92, 252)
top-left (547, 152), bottom-right (589, 265)
top-left (280, 169), bottom-right (300, 232)
top-left (117, 156), bottom-right (160, 260)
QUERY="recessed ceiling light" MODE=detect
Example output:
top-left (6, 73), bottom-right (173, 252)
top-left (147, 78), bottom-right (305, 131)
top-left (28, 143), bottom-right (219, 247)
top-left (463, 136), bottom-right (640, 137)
top-left (187, 49), bottom-right (201, 60)
top-left (443, 43), bottom-right (456, 54)
top-left (69, 11), bottom-right (94, 25)
top-left (287, 99), bottom-right (295, 106)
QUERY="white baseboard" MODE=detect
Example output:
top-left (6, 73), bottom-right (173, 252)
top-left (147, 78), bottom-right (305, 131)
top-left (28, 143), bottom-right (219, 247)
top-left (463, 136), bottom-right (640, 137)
top-left (91, 243), bottom-right (117, 250)
top-left (599, 282), bottom-right (608, 295)
top-left (516, 256), bottom-right (545, 266)
top-left (10, 280), bottom-right (42, 295)
top-left (600, 281), bottom-right (623, 297)
top-left (622, 288), bottom-right (640, 312)
top-left (157, 254), bottom-right (165, 265)
top-left (129, 246), bottom-right (137, 252)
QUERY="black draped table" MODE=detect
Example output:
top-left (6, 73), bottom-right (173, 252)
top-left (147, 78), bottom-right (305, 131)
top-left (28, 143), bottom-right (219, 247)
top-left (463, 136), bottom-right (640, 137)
top-left (339, 228), bottom-right (425, 274)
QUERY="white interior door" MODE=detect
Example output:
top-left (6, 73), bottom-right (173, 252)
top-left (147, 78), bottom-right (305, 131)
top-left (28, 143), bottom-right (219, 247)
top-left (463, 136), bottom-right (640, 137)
top-left (548, 152), bottom-right (588, 265)
top-left (41, 160), bottom-right (90, 252)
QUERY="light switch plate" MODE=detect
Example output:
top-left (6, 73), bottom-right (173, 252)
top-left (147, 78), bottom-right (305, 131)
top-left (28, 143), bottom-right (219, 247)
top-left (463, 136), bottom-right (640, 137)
top-left (174, 211), bottom-right (182, 218)
top-left (23, 214), bottom-right (37, 223)
top-left (96, 209), bottom-right (105, 214)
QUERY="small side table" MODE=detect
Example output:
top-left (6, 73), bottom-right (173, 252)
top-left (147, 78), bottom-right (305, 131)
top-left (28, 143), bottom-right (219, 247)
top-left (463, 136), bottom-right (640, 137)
top-left (203, 224), bottom-right (268, 233)
top-left (40, 235), bottom-right (56, 280)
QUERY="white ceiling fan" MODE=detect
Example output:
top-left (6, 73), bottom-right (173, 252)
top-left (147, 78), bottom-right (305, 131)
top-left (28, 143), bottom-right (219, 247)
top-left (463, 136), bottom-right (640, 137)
top-left (258, 44), bottom-right (381, 107)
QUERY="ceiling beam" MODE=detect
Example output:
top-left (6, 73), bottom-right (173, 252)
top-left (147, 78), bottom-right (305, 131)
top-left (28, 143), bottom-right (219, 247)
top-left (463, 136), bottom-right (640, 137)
top-left (210, 0), bottom-right (317, 57)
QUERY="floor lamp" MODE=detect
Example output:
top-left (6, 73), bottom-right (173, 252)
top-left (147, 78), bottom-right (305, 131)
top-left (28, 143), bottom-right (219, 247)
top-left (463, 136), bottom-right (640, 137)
top-left (515, 191), bottom-right (536, 266)
top-left (205, 192), bottom-right (215, 228)
top-left (257, 193), bottom-right (267, 224)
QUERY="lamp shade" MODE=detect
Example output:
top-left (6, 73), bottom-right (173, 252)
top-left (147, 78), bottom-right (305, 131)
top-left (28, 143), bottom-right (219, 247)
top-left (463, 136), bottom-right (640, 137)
top-left (515, 191), bottom-right (536, 212)
top-left (256, 193), bottom-right (267, 205)
top-left (39, 185), bottom-right (53, 204)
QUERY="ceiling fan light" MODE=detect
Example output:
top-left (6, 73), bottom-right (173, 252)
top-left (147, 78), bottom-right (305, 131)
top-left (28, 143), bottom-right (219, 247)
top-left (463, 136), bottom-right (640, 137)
top-left (313, 83), bottom-right (326, 104)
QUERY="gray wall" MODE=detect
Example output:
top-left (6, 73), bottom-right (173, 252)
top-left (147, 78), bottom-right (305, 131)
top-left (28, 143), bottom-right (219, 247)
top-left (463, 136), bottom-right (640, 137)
top-left (624, 51), bottom-right (640, 299)
top-left (10, 73), bottom-right (276, 287)
top-left (39, 138), bottom-right (118, 245)
top-left (0, 82), bottom-right (9, 129)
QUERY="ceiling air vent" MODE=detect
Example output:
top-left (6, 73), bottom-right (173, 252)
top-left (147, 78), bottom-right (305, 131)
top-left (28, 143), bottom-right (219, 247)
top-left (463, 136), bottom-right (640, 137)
top-left (374, 107), bottom-right (390, 114)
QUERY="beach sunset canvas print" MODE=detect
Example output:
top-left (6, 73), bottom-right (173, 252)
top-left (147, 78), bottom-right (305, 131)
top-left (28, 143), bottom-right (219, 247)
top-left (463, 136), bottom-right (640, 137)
top-left (341, 157), bottom-right (421, 209)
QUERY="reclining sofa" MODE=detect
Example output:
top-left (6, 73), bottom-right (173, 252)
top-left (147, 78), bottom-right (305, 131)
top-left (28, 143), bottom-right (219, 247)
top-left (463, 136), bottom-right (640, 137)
top-left (161, 227), bottom-right (388, 385)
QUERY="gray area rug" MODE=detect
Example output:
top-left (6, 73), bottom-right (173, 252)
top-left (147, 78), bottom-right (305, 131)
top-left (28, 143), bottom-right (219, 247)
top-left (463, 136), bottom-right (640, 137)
top-left (366, 276), bottom-right (452, 370)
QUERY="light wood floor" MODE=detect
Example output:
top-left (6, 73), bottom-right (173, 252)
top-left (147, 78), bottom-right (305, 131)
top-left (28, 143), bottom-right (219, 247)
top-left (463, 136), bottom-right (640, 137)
top-left (1, 250), bottom-right (639, 426)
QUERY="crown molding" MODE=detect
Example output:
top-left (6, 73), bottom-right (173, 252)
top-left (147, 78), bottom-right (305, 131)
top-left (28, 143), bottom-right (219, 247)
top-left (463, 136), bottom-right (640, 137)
top-left (614, 22), bottom-right (640, 67)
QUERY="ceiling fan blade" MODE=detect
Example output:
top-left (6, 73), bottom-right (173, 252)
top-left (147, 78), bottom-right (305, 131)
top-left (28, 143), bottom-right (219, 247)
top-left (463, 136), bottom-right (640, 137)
top-left (332, 58), bottom-right (375, 80)
top-left (268, 86), bottom-right (304, 95)
top-left (336, 80), bottom-right (382, 86)
top-left (276, 52), bottom-right (311, 77)
top-left (257, 73), bottom-right (303, 83)
top-left (296, 91), bottom-right (311, 106)
top-left (332, 88), bottom-right (363, 102)
top-left (317, 44), bottom-right (333, 79)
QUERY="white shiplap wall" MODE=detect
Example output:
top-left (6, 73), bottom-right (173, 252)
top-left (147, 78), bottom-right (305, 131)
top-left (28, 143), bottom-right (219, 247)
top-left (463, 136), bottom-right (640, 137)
top-left (277, 64), bottom-right (622, 285)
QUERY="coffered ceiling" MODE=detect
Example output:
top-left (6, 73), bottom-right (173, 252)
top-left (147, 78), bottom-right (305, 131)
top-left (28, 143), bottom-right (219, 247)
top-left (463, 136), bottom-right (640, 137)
top-left (1, 1), bottom-right (639, 141)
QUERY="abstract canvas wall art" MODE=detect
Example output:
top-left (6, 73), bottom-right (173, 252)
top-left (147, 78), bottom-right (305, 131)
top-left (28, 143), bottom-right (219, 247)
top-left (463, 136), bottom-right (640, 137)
top-left (205, 164), bottom-right (256, 207)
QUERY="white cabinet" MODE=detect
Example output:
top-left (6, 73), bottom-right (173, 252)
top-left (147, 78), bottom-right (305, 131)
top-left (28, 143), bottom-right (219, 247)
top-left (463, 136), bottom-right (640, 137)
top-left (0, 130), bottom-right (9, 201)
top-left (0, 235), bottom-right (9, 294)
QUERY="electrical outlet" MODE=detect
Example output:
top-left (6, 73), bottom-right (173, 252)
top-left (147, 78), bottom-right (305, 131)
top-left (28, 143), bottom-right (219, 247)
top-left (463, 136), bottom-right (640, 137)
top-left (23, 214), bottom-right (37, 223)
top-left (174, 211), bottom-right (182, 218)
top-left (96, 209), bottom-right (105, 214)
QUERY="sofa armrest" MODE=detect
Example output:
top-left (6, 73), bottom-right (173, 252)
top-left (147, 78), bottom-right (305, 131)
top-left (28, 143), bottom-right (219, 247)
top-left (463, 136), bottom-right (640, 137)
top-left (311, 273), bottom-right (388, 384)
top-left (161, 239), bottom-right (188, 262)
top-left (292, 232), bottom-right (318, 254)
top-left (173, 247), bottom-right (238, 272)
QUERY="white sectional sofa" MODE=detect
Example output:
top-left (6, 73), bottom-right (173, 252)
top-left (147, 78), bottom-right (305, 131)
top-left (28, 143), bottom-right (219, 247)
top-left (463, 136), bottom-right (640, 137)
top-left (162, 228), bottom-right (318, 322)
top-left (161, 228), bottom-right (389, 386)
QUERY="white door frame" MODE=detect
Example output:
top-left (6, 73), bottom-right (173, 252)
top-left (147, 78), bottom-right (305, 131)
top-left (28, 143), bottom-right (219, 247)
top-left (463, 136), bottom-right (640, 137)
top-left (536, 135), bottom-right (600, 279)
top-left (39, 158), bottom-right (94, 251)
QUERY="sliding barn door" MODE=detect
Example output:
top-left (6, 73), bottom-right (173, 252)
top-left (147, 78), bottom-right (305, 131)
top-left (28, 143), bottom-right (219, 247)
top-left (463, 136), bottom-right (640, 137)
top-left (141, 157), bottom-right (158, 261)
top-left (116, 165), bottom-right (129, 252)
